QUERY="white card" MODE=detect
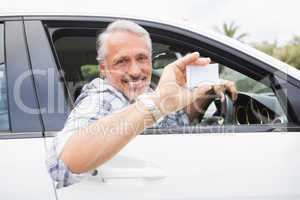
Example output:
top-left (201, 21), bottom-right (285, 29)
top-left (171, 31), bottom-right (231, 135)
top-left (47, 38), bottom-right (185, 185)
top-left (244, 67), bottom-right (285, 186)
top-left (186, 63), bottom-right (220, 89)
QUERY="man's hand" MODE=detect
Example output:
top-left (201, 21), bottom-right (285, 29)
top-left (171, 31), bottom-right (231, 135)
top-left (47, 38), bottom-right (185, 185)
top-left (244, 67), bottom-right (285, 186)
top-left (185, 80), bottom-right (238, 122)
top-left (154, 51), bottom-right (238, 120)
top-left (154, 52), bottom-right (213, 116)
top-left (212, 80), bottom-right (238, 102)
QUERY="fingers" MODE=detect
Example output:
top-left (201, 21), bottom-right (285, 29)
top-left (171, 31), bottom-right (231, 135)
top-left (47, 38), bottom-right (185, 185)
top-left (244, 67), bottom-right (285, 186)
top-left (213, 84), bottom-right (226, 102)
top-left (212, 81), bottom-right (238, 102)
top-left (223, 80), bottom-right (238, 101)
top-left (173, 52), bottom-right (200, 71)
top-left (193, 84), bottom-right (213, 97)
top-left (192, 57), bottom-right (211, 66)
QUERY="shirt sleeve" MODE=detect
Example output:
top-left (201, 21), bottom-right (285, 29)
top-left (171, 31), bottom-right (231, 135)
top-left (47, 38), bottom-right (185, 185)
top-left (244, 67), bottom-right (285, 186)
top-left (46, 91), bottom-right (112, 188)
top-left (155, 109), bottom-right (190, 128)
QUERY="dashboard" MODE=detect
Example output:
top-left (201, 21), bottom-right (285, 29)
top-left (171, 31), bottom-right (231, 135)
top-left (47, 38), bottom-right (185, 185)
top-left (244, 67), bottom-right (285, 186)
top-left (235, 93), bottom-right (287, 125)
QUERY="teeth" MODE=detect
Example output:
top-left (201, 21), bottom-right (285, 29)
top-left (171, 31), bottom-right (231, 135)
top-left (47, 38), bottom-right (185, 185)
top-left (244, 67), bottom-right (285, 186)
top-left (128, 80), bottom-right (144, 88)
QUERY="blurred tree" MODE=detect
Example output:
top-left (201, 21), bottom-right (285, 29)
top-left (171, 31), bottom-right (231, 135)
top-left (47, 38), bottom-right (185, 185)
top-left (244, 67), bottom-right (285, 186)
top-left (214, 21), bottom-right (248, 41)
top-left (81, 64), bottom-right (101, 81)
top-left (281, 36), bottom-right (300, 69)
top-left (253, 41), bottom-right (278, 56)
top-left (214, 21), bottom-right (249, 74)
top-left (289, 36), bottom-right (300, 45)
top-left (214, 21), bottom-right (300, 71)
top-left (253, 36), bottom-right (300, 70)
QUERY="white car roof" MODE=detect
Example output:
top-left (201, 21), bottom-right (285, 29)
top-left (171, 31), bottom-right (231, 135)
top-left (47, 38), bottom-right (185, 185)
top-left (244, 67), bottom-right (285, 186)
top-left (1, 11), bottom-right (300, 81)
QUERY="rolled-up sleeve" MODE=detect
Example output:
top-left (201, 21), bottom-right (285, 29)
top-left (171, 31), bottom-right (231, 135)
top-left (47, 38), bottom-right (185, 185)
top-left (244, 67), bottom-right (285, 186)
top-left (46, 91), bottom-right (112, 188)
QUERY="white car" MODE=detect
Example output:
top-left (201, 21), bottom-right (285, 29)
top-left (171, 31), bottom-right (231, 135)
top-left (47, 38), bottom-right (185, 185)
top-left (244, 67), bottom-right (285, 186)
top-left (1, 12), bottom-right (300, 200)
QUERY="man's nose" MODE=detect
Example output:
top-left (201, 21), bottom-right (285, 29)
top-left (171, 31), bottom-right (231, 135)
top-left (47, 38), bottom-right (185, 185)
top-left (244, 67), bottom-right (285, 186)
top-left (128, 62), bottom-right (142, 77)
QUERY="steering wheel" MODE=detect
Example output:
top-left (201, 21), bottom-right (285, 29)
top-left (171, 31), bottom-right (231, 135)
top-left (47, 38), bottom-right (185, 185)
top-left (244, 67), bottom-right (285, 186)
top-left (213, 93), bottom-right (236, 125)
top-left (199, 93), bottom-right (236, 126)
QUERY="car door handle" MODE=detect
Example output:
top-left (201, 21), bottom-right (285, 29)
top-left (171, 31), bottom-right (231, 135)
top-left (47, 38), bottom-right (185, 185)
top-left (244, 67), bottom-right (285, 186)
top-left (97, 155), bottom-right (166, 181)
top-left (100, 167), bottom-right (166, 180)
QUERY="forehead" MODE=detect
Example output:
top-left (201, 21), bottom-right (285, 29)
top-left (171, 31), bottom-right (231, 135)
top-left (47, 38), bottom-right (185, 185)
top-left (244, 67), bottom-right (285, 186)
top-left (106, 31), bottom-right (150, 56)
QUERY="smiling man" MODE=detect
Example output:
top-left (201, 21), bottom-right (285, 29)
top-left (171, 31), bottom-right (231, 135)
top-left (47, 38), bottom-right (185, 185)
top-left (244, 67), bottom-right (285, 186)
top-left (98, 29), bottom-right (152, 101)
top-left (47, 20), bottom-right (237, 188)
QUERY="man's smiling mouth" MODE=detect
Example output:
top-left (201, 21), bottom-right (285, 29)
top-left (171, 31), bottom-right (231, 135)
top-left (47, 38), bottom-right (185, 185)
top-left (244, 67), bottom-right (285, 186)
top-left (122, 77), bottom-right (147, 90)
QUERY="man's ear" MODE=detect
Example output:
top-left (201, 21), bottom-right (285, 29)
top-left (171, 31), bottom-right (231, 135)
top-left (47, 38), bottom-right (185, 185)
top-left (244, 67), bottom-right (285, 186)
top-left (99, 63), bottom-right (106, 78)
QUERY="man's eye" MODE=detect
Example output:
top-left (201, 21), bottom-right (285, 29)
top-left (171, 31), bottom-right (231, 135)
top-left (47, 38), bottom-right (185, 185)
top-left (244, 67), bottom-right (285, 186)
top-left (116, 59), bottom-right (126, 65)
top-left (137, 55), bottom-right (148, 62)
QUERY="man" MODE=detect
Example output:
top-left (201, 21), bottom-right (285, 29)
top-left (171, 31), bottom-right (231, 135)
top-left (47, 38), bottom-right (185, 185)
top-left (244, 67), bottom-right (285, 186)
top-left (47, 20), bottom-right (237, 188)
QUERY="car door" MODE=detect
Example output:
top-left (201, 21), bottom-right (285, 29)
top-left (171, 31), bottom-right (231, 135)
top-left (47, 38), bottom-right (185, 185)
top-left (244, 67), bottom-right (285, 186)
top-left (0, 18), bottom-right (56, 199)
top-left (28, 16), bottom-right (300, 199)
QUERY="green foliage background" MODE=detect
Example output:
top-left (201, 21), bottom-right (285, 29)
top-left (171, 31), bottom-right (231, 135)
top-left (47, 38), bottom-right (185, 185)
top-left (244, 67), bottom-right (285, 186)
top-left (216, 22), bottom-right (300, 70)
top-left (253, 36), bottom-right (300, 70)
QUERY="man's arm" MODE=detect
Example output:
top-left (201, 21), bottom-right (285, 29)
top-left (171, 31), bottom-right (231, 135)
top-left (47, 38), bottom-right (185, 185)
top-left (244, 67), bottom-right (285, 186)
top-left (59, 52), bottom-right (213, 174)
top-left (60, 99), bottom-right (157, 173)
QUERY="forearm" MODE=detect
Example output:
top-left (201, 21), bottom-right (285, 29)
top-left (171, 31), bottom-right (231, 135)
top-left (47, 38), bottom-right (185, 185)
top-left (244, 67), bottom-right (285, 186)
top-left (60, 99), bottom-right (157, 174)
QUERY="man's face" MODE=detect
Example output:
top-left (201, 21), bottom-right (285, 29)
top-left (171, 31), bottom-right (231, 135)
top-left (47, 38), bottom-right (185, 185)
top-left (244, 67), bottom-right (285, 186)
top-left (100, 31), bottom-right (152, 101)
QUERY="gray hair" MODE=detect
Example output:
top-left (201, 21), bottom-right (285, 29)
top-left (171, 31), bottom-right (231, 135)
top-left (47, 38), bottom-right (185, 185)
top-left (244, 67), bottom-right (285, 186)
top-left (96, 20), bottom-right (152, 63)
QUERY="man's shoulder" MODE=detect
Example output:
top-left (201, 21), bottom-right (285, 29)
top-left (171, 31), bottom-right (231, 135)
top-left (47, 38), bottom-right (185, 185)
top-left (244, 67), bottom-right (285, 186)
top-left (81, 77), bottom-right (107, 92)
top-left (74, 78), bottom-right (126, 108)
top-left (73, 78), bottom-right (107, 105)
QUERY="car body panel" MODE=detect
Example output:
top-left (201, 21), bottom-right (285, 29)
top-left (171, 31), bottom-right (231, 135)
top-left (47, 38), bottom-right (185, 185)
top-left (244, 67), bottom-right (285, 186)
top-left (0, 19), bottom-right (56, 199)
top-left (56, 132), bottom-right (300, 199)
top-left (0, 137), bottom-right (56, 199)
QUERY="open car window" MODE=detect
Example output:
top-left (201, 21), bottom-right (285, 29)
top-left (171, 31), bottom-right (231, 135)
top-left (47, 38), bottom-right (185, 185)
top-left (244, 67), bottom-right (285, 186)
top-left (48, 25), bottom-right (289, 133)
top-left (204, 64), bottom-right (288, 125)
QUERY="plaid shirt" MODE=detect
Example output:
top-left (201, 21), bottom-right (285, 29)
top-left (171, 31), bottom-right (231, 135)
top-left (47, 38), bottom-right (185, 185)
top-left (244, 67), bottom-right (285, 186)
top-left (46, 78), bottom-right (190, 188)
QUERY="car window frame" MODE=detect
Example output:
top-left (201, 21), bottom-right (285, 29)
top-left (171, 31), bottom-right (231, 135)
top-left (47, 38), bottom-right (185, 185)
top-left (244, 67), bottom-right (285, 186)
top-left (23, 20), bottom-right (70, 133)
top-left (0, 18), bottom-right (44, 139)
top-left (0, 22), bottom-right (10, 132)
top-left (31, 16), bottom-right (300, 134)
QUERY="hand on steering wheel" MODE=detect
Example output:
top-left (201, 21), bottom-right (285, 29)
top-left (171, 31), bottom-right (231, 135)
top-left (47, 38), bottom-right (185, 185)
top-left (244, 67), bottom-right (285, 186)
top-left (201, 81), bottom-right (238, 125)
top-left (213, 93), bottom-right (236, 125)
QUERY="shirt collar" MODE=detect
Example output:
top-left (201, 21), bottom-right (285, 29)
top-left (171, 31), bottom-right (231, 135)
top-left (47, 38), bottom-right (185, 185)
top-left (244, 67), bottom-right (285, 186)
top-left (87, 78), bottom-right (154, 103)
